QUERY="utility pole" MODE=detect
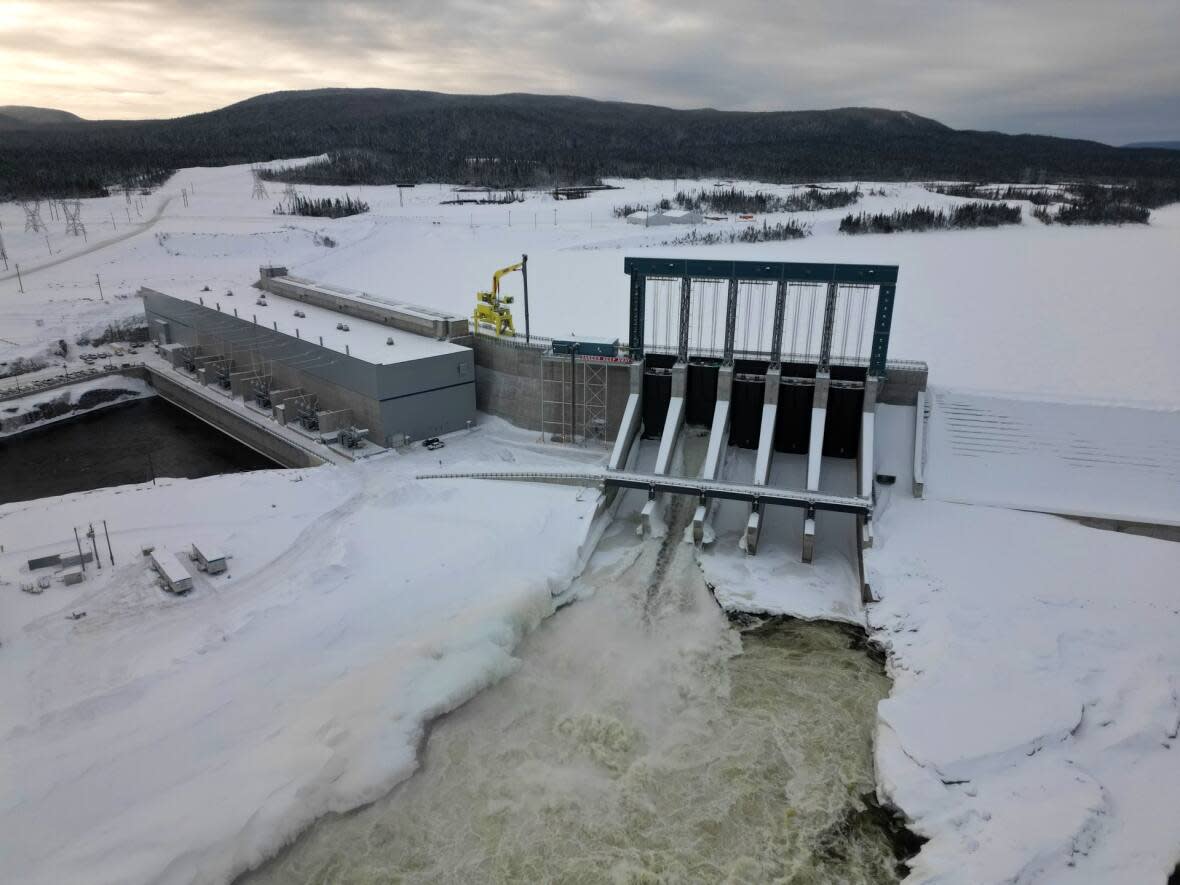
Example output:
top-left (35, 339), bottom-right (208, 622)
top-left (569, 345), bottom-right (577, 445)
top-left (103, 520), bottom-right (114, 566)
top-left (15, 263), bottom-right (23, 293)
top-left (96, 274), bottom-right (104, 300)
top-left (521, 253), bottom-right (530, 343)
top-left (73, 527), bottom-right (86, 572)
top-left (87, 524), bottom-right (102, 570)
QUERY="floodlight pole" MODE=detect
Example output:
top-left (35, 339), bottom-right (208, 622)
top-left (73, 527), bottom-right (86, 572)
top-left (521, 253), bottom-right (530, 343)
top-left (103, 519), bottom-right (114, 566)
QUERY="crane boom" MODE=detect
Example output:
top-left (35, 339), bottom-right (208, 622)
top-left (491, 262), bottom-right (524, 297)
top-left (473, 258), bottom-right (527, 337)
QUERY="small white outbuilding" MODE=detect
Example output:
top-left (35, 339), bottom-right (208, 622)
top-left (625, 209), bottom-right (704, 226)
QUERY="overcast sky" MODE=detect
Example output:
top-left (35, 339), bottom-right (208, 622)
top-left (2, 0), bottom-right (1177, 144)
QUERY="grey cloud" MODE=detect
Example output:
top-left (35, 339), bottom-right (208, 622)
top-left (2, 0), bottom-right (1177, 142)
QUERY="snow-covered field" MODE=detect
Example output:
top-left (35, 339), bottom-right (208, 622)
top-left (1, 162), bottom-right (1179, 883)
top-left (0, 419), bottom-right (607, 884)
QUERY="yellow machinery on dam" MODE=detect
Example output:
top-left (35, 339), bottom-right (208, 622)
top-left (473, 256), bottom-right (528, 338)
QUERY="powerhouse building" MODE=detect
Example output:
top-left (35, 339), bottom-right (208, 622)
top-left (140, 269), bottom-right (475, 445)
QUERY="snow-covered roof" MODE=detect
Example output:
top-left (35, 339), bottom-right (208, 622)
top-left (162, 287), bottom-right (469, 367)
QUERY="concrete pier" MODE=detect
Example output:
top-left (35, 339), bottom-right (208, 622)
top-left (641, 362), bottom-right (686, 535)
top-left (743, 367), bottom-right (781, 554)
top-left (802, 371), bottom-right (831, 563)
top-left (913, 389), bottom-right (928, 498)
top-left (608, 363), bottom-right (644, 471)
top-left (693, 365), bottom-right (733, 543)
top-left (858, 376), bottom-right (879, 547)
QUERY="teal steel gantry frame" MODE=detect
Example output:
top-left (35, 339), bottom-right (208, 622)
top-left (623, 257), bottom-right (898, 375)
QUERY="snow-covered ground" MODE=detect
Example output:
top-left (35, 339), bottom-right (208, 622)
top-left (0, 418), bottom-right (607, 885)
top-left (2, 161), bottom-right (1179, 883)
top-left (3, 163), bottom-right (1179, 405)
top-left (0, 373), bottom-right (154, 436)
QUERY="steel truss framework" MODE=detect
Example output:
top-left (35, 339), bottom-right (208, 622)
top-left (624, 257), bottom-right (897, 375)
top-left (541, 354), bottom-right (608, 446)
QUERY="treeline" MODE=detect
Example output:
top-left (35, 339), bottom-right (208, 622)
top-left (273, 193), bottom-right (369, 218)
top-left (1034, 186), bottom-right (1151, 225)
top-left (6, 89), bottom-right (1180, 200)
top-left (667, 220), bottom-right (811, 245)
top-left (263, 149), bottom-right (600, 191)
top-left (928, 179), bottom-right (1178, 225)
top-left (928, 183), bottom-right (1059, 205)
top-left (933, 179), bottom-right (1180, 211)
top-left (674, 185), bottom-right (861, 214)
top-left (839, 202), bottom-right (1021, 234)
top-left (613, 185), bottom-right (860, 218)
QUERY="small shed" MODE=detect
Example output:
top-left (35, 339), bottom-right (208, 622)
top-left (625, 209), bottom-right (703, 226)
top-left (190, 541), bottom-right (228, 575)
top-left (151, 549), bottom-right (194, 594)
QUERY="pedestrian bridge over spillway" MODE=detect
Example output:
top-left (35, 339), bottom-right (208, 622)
top-left (416, 469), bottom-right (872, 516)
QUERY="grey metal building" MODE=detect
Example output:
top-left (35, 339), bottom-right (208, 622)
top-left (141, 272), bottom-right (475, 445)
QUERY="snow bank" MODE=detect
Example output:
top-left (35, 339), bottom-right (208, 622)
top-left (0, 420), bottom-right (604, 884)
top-left (867, 496), bottom-right (1180, 883)
top-left (0, 373), bottom-right (154, 436)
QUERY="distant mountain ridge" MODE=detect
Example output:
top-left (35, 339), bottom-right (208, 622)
top-left (1124, 140), bottom-right (1180, 151)
top-left (0, 105), bottom-right (84, 127)
top-left (2, 88), bottom-right (1179, 198)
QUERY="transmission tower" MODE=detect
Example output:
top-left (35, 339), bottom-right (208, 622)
top-left (20, 200), bottom-right (45, 233)
top-left (63, 201), bottom-right (86, 237)
top-left (251, 168), bottom-right (269, 200)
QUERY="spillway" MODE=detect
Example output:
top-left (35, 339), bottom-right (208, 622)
top-left (242, 441), bottom-right (908, 884)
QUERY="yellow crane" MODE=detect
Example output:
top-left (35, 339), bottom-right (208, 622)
top-left (473, 255), bottom-right (529, 338)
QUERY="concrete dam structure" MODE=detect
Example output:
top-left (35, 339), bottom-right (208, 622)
top-left (136, 257), bottom-right (926, 595)
top-left (443, 257), bottom-right (926, 601)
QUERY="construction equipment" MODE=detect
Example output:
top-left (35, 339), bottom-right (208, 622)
top-left (473, 257), bottom-right (527, 337)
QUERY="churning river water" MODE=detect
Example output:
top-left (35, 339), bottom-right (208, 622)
top-left (243, 477), bottom-right (905, 884)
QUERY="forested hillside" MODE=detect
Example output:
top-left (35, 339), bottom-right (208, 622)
top-left (3, 88), bottom-right (1180, 198)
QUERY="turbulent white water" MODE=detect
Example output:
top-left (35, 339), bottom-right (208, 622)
top-left (244, 479), bottom-right (899, 884)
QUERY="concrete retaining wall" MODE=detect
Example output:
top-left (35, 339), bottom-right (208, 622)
top-left (879, 362), bottom-right (928, 406)
top-left (472, 335), bottom-right (632, 439)
top-left (144, 368), bottom-right (324, 468)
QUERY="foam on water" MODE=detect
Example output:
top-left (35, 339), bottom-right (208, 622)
top-left (243, 477), bottom-right (899, 884)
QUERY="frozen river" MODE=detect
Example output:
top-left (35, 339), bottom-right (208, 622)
top-left (242, 487), bottom-right (910, 883)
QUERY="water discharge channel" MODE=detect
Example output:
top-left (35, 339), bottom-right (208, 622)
top-left (0, 397), bottom-right (276, 505)
top-left (244, 440), bottom-right (907, 884)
